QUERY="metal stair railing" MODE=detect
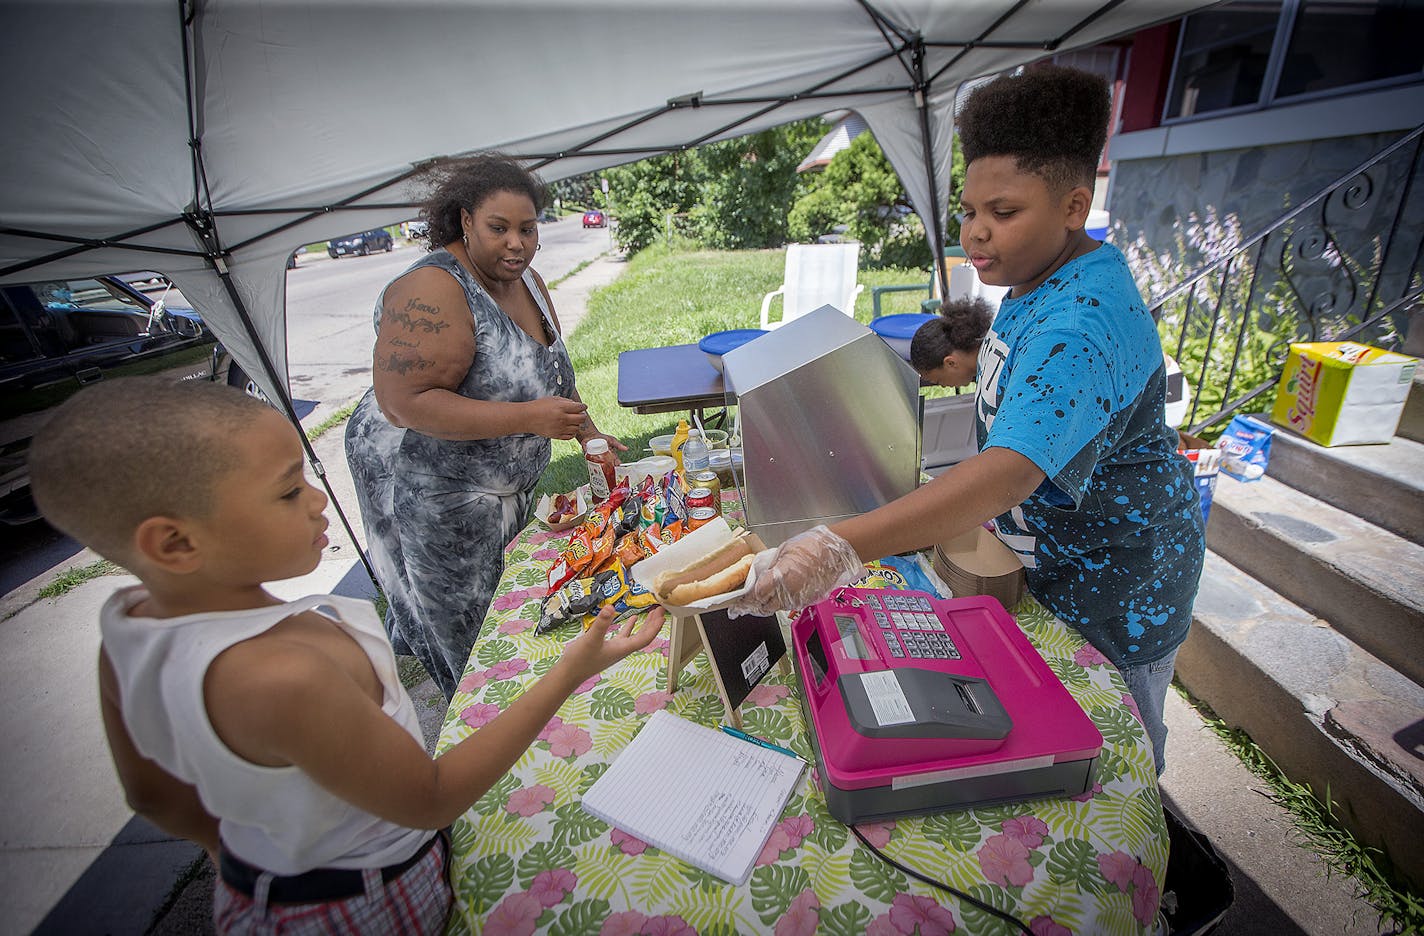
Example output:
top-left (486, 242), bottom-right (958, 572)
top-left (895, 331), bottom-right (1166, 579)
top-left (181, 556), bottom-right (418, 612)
top-left (1146, 121), bottom-right (1424, 437)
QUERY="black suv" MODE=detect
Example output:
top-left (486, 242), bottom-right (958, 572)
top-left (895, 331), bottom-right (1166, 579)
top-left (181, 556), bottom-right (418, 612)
top-left (0, 273), bottom-right (245, 524)
top-left (327, 228), bottom-right (395, 258)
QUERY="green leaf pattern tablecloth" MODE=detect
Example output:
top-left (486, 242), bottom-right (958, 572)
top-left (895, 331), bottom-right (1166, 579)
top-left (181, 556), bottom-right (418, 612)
top-left (437, 505), bottom-right (1169, 935)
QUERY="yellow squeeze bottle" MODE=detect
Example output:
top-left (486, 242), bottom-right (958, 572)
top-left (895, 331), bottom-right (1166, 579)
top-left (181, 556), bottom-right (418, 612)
top-left (670, 419), bottom-right (691, 479)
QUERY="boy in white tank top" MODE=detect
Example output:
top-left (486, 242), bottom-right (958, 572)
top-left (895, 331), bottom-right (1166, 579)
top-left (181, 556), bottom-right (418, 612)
top-left (29, 377), bottom-right (664, 934)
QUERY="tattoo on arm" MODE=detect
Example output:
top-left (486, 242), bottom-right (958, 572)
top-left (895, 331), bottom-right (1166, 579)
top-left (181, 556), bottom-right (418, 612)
top-left (377, 352), bottom-right (434, 376)
top-left (386, 297), bottom-right (452, 334)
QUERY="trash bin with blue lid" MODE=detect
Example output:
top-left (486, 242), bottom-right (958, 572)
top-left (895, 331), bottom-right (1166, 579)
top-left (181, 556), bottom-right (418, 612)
top-left (870, 312), bottom-right (936, 362)
top-left (698, 329), bottom-right (768, 374)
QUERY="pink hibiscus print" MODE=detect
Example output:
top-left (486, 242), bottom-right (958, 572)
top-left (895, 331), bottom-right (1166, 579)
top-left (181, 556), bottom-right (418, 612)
top-left (528, 868), bottom-right (576, 907)
top-left (574, 672), bottom-right (602, 695)
top-left (1073, 643), bottom-right (1110, 667)
top-left (460, 702), bottom-right (501, 730)
top-left (544, 723), bottom-right (592, 758)
top-left (757, 826), bottom-right (794, 866)
top-left (523, 528), bottom-right (564, 548)
top-left (499, 617), bottom-right (536, 635)
top-left (865, 916), bottom-right (901, 936)
top-left (492, 589), bottom-right (540, 612)
top-left (537, 716), bottom-right (565, 740)
top-left (774, 889), bottom-right (820, 936)
top-left (457, 670), bottom-right (489, 693)
top-left (601, 911), bottom-right (648, 936)
top-left (856, 820), bottom-right (895, 849)
top-left (610, 828), bottom-right (648, 856)
top-left (978, 833), bottom-right (1034, 887)
top-left (506, 785), bottom-right (556, 818)
top-left (745, 683), bottom-right (790, 707)
top-left (643, 917), bottom-right (695, 936)
top-left (1097, 851), bottom-right (1139, 891)
top-left (779, 814), bottom-right (814, 847)
top-left (1030, 916), bottom-right (1072, 936)
top-left (531, 547), bottom-right (562, 562)
top-left (486, 891), bottom-right (542, 936)
top-left (1131, 863), bottom-right (1161, 926)
top-left (487, 659), bottom-right (530, 681)
top-left (888, 892), bottom-right (956, 935)
top-left (1001, 815), bottom-right (1049, 849)
top-left (635, 690), bottom-right (673, 714)
top-left (1070, 781), bottom-right (1103, 803)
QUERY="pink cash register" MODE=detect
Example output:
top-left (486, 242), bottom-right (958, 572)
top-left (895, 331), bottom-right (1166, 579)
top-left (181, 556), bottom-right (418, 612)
top-left (793, 587), bottom-right (1103, 824)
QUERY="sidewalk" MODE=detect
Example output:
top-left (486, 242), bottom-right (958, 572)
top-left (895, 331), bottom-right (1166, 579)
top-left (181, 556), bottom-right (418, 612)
top-left (0, 251), bottom-right (1388, 935)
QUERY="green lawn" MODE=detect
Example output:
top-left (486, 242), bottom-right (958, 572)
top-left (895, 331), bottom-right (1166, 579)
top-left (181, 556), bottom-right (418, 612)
top-left (536, 242), bottom-right (936, 499)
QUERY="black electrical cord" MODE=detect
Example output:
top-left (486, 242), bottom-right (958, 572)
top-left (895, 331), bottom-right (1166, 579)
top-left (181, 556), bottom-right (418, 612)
top-left (850, 825), bottom-right (1035, 935)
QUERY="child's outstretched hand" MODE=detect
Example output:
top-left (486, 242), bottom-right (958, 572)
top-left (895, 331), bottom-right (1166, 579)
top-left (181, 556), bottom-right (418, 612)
top-left (563, 605), bottom-right (666, 680)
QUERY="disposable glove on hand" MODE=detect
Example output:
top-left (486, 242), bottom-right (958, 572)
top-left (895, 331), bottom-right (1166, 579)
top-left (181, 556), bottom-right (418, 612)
top-left (727, 525), bottom-right (864, 618)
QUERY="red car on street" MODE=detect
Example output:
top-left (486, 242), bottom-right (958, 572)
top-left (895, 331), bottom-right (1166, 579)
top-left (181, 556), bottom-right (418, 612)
top-left (582, 209), bottom-right (607, 228)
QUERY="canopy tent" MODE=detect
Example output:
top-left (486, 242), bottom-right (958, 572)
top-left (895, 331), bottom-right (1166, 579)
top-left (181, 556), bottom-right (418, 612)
top-left (2, 0), bottom-right (1207, 408)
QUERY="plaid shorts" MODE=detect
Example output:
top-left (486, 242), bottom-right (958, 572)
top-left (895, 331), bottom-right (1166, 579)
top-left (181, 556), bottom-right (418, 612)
top-left (212, 834), bottom-right (453, 935)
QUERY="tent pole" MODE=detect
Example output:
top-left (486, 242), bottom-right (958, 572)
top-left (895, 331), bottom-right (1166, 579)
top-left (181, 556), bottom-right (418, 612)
top-left (911, 39), bottom-right (952, 300)
top-left (184, 219), bottom-right (383, 593)
top-left (176, 0), bottom-right (381, 595)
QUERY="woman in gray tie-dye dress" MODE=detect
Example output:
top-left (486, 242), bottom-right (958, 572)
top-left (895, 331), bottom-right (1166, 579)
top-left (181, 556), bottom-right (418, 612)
top-left (345, 156), bottom-right (623, 699)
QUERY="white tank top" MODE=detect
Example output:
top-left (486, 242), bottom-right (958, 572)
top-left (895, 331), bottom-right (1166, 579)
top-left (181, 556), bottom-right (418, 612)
top-left (101, 586), bottom-right (432, 875)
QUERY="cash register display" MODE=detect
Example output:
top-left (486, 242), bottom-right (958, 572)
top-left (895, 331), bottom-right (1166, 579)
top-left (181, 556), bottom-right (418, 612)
top-left (834, 613), bottom-right (871, 659)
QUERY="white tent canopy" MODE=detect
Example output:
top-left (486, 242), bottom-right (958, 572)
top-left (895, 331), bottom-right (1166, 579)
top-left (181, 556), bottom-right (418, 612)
top-left (1, 0), bottom-right (1204, 405)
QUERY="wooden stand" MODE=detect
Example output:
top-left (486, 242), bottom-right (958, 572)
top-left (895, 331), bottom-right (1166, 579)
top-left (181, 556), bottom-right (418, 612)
top-left (665, 610), bottom-right (792, 729)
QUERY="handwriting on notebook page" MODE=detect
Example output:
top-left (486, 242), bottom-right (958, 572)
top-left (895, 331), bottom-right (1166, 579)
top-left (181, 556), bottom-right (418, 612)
top-left (580, 710), bottom-right (804, 885)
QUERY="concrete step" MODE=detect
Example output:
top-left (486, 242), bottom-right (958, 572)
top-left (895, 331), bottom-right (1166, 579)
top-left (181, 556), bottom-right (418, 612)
top-left (1257, 421), bottom-right (1424, 545)
top-left (1399, 369), bottom-right (1424, 444)
top-left (1207, 471), bottom-right (1424, 686)
top-left (1176, 551), bottom-right (1424, 891)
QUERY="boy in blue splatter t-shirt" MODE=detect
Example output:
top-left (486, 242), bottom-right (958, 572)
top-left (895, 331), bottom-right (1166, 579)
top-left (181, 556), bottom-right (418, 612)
top-left (731, 66), bottom-right (1205, 774)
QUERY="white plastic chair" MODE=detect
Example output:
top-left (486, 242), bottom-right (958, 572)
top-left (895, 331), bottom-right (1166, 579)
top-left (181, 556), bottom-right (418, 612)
top-left (759, 243), bottom-right (864, 329)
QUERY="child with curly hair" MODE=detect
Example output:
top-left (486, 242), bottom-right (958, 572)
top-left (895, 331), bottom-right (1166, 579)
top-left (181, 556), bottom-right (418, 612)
top-left (733, 66), bottom-right (1205, 775)
top-left (910, 296), bottom-right (995, 387)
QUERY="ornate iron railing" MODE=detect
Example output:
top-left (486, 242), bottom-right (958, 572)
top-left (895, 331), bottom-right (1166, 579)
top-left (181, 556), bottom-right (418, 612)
top-left (1148, 122), bottom-right (1424, 437)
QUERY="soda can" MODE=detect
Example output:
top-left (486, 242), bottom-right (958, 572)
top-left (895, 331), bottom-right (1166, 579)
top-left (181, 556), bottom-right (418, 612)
top-left (690, 470), bottom-right (721, 501)
top-left (687, 506), bottom-right (718, 530)
top-left (686, 487), bottom-right (715, 512)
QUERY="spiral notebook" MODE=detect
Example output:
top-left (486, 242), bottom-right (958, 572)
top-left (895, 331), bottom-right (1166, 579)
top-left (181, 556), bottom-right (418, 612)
top-left (580, 709), bottom-right (804, 885)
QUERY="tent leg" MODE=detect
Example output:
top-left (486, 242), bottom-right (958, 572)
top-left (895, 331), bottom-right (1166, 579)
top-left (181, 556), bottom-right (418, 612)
top-left (203, 252), bottom-right (383, 596)
top-left (911, 39), bottom-right (952, 300)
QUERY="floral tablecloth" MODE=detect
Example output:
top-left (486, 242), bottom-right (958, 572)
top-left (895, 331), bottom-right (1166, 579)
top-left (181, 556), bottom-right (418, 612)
top-left (436, 497), bottom-right (1169, 936)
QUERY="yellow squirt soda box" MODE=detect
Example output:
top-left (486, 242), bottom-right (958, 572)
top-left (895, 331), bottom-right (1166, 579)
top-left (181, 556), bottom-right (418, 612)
top-left (1270, 342), bottom-right (1417, 446)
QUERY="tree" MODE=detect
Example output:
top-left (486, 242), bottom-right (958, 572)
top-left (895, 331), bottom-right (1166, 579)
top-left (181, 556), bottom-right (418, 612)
top-left (602, 119), bottom-right (824, 254)
top-left (788, 130), bottom-right (964, 269)
top-left (690, 121), bottom-right (825, 249)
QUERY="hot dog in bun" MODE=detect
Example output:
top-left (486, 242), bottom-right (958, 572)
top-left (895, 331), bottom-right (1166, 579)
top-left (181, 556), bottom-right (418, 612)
top-left (653, 529), bottom-right (756, 604)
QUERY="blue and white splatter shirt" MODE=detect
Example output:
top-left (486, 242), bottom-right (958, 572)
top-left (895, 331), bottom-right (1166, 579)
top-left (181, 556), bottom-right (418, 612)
top-left (975, 242), bottom-right (1205, 668)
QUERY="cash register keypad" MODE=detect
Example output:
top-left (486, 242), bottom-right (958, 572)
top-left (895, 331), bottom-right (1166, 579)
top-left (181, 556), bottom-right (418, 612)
top-left (870, 592), bottom-right (962, 660)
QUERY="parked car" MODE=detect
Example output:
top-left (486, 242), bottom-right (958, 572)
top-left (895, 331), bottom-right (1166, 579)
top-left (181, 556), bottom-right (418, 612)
top-left (582, 210), bottom-right (607, 229)
top-left (0, 273), bottom-right (248, 524)
top-left (327, 228), bottom-right (395, 258)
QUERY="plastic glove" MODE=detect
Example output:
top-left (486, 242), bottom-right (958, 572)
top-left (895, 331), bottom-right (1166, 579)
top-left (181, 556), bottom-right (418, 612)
top-left (726, 525), bottom-right (864, 618)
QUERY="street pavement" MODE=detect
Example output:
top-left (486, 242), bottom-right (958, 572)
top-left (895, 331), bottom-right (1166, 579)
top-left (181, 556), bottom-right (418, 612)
top-left (0, 251), bottom-right (1390, 935)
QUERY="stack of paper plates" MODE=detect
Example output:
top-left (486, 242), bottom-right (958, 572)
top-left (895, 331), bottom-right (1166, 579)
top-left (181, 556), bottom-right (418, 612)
top-left (931, 526), bottom-right (1025, 609)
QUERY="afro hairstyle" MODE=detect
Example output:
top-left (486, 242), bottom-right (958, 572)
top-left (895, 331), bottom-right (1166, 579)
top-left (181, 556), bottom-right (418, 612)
top-left (956, 65), bottom-right (1110, 193)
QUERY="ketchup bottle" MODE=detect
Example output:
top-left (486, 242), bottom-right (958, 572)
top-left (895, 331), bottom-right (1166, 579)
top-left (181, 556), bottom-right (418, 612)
top-left (584, 437), bottom-right (616, 502)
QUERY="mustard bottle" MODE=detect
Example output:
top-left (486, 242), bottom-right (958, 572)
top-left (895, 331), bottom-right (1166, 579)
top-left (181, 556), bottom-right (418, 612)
top-left (670, 419), bottom-right (690, 478)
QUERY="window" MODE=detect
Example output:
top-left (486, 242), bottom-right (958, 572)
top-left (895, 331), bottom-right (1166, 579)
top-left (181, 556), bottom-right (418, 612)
top-left (1278, 1), bottom-right (1424, 98)
top-left (1165, 0), bottom-right (1424, 121)
top-left (1165, 4), bottom-right (1280, 119)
